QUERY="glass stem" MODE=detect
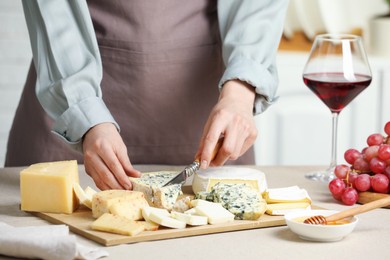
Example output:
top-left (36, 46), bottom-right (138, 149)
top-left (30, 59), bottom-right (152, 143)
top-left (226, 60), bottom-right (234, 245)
top-left (329, 112), bottom-right (339, 170)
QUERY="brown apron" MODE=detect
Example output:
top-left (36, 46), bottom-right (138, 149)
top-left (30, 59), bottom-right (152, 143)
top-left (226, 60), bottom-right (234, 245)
top-left (5, 0), bottom-right (254, 166)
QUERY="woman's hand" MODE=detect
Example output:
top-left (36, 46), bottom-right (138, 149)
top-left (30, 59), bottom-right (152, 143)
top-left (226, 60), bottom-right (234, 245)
top-left (196, 80), bottom-right (258, 168)
top-left (82, 123), bottom-right (141, 190)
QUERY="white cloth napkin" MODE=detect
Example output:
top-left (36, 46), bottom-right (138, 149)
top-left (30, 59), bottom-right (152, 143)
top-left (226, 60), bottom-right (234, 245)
top-left (0, 222), bottom-right (108, 260)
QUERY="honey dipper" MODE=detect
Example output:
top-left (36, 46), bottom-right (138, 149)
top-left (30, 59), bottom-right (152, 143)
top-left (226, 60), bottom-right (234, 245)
top-left (304, 195), bottom-right (390, 225)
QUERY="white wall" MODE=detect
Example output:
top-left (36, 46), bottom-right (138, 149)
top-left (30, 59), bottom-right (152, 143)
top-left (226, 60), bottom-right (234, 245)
top-left (0, 1), bottom-right (32, 166)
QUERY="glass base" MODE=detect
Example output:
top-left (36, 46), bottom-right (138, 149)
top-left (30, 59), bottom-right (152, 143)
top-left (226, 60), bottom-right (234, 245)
top-left (305, 167), bottom-right (336, 182)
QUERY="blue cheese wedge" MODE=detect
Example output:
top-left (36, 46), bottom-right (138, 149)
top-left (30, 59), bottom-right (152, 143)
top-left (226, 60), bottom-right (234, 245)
top-left (129, 171), bottom-right (182, 210)
top-left (208, 183), bottom-right (266, 220)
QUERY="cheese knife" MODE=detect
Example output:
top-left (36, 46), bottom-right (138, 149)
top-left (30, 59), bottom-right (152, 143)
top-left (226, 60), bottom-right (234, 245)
top-left (162, 137), bottom-right (224, 187)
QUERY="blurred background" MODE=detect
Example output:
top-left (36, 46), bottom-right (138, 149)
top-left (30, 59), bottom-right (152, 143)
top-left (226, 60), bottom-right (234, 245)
top-left (1, 0), bottom-right (390, 167)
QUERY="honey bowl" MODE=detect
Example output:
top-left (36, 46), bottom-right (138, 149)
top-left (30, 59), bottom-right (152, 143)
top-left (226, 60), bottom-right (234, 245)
top-left (284, 210), bottom-right (358, 242)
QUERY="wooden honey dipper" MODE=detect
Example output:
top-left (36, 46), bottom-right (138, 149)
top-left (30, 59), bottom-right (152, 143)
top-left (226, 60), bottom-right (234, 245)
top-left (304, 195), bottom-right (390, 225)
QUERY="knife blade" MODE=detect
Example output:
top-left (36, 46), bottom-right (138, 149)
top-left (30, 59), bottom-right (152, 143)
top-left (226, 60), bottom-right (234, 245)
top-left (162, 137), bottom-right (223, 187)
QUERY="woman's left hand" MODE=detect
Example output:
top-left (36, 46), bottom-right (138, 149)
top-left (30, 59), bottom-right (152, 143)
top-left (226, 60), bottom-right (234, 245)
top-left (196, 79), bottom-right (258, 168)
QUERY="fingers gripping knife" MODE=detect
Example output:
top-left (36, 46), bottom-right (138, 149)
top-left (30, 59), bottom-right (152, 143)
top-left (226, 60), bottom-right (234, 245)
top-left (162, 138), bottom-right (223, 187)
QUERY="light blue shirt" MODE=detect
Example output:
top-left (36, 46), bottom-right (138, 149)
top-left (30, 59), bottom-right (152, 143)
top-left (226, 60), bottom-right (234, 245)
top-left (22, 0), bottom-right (288, 151)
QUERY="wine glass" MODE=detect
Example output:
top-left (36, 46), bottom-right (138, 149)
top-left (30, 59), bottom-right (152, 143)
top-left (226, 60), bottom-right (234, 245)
top-left (303, 34), bottom-right (372, 182)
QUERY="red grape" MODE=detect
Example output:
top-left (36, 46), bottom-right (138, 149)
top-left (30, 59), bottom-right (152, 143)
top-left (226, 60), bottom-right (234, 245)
top-left (384, 166), bottom-right (390, 180)
top-left (334, 164), bottom-right (350, 179)
top-left (370, 157), bottom-right (386, 174)
top-left (329, 178), bottom-right (346, 201)
top-left (353, 157), bottom-right (370, 172)
top-left (344, 149), bottom-right (361, 165)
top-left (367, 133), bottom-right (384, 146)
top-left (347, 171), bottom-right (359, 188)
top-left (371, 173), bottom-right (390, 193)
top-left (384, 121), bottom-right (390, 136)
top-left (341, 187), bottom-right (359, 206)
top-left (378, 144), bottom-right (390, 161)
top-left (354, 174), bottom-right (371, 192)
top-left (363, 145), bottom-right (379, 162)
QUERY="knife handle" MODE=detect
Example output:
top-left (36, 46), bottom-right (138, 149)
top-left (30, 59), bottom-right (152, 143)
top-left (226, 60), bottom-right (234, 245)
top-left (195, 137), bottom-right (224, 163)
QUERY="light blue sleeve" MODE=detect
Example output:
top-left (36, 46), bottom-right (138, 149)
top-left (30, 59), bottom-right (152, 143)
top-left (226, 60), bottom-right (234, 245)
top-left (217, 0), bottom-right (288, 114)
top-left (22, 0), bottom-right (118, 152)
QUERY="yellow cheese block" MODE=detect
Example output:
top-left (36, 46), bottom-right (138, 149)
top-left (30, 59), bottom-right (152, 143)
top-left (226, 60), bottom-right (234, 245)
top-left (20, 160), bottom-right (79, 214)
top-left (91, 213), bottom-right (145, 236)
top-left (266, 202), bottom-right (311, 216)
top-left (92, 190), bottom-right (146, 218)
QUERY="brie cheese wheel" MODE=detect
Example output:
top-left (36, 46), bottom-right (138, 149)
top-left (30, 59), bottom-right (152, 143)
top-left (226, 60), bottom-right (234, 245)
top-left (192, 167), bottom-right (267, 194)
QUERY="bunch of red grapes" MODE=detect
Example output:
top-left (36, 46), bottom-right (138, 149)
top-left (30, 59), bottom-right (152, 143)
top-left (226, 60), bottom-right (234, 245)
top-left (329, 121), bottom-right (390, 206)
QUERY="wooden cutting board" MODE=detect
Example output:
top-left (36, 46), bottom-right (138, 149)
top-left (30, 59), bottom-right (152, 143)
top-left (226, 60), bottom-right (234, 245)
top-left (31, 185), bottom-right (295, 246)
top-left (32, 208), bottom-right (287, 246)
top-left (358, 192), bottom-right (390, 209)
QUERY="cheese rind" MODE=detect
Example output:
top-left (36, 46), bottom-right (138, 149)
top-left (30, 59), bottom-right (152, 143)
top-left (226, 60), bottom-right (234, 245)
top-left (129, 171), bottom-right (182, 210)
top-left (20, 160), bottom-right (79, 214)
top-left (91, 213), bottom-right (145, 236)
top-left (92, 190), bottom-right (146, 218)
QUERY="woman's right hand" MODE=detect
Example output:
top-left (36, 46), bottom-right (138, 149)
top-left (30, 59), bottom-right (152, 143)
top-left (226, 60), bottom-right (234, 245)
top-left (82, 122), bottom-right (140, 190)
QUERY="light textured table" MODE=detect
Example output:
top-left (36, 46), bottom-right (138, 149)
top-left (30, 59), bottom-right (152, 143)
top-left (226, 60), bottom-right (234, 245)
top-left (1, 165), bottom-right (390, 260)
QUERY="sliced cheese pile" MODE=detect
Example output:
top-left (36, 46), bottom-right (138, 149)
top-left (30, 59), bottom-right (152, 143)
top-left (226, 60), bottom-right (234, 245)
top-left (20, 160), bottom-right (79, 214)
top-left (192, 166), bottom-right (267, 194)
top-left (73, 183), bottom-right (96, 209)
top-left (129, 171), bottom-right (182, 210)
top-left (264, 186), bottom-right (312, 215)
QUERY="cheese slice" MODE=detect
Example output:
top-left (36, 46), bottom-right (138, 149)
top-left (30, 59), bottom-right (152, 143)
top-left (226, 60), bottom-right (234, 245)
top-left (266, 202), bottom-right (311, 216)
top-left (129, 171), bottom-right (182, 210)
top-left (142, 206), bottom-right (170, 222)
top-left (138, 220), bottom-right (160, 231)
top-left (192, 166), bottom-right (267, 194)
top-left (190, 199), bottom-right (222, 208)
top-left (91, 213), bottom-right (145, 236)
top-left (20, 160), bottom-right (79, 214)
top-left (171, 211), bottom-right (208, 226)
top-left (147, 209), bottom-right (187, 229)
top-left (194, 204), bottom-right (235, 224)
top-left (264, 186), bottom-right (311, 204)
top-left (73, 183), bottom-right (93, 209)
top-left (109, 198), bottom-right (149, 221)
top-left (142, 206), bottom-right (186, 229)
top-left (84, 186), bottom-right (97, 198)
top-left (92, 190), bottom-right (146, 218)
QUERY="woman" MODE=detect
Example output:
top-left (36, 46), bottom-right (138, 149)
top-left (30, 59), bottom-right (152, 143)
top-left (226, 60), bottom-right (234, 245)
top-left (6, 0), bottom-right (288, 190)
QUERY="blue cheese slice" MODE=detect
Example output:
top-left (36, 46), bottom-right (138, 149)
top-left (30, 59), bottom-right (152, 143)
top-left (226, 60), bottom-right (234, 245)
top-left (129, 171), bottom-right (182, 210)
top-left (209, 183), bottom-right (266, 220)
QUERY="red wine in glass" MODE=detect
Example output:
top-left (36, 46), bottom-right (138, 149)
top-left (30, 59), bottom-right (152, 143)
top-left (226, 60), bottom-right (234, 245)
top-left (303, 72), bottom-right (372, 114)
